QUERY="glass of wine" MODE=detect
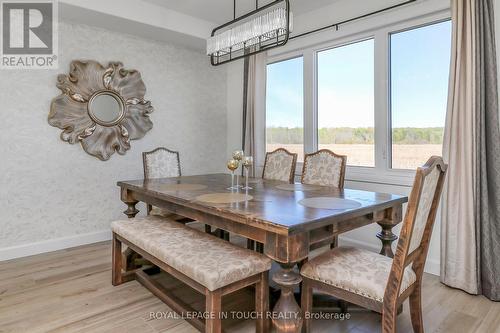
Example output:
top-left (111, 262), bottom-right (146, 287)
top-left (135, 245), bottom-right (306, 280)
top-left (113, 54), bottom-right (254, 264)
top-left (232, 150), bottom-right (244, 188)
top-left (226, 159), bottom-right (239, 190)
top-left (242, 156), bottom-right (254, 190)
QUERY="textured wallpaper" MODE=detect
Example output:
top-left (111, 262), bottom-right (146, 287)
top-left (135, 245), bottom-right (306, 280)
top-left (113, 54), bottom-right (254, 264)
top-left (0, 21), bottom-right (227, 248)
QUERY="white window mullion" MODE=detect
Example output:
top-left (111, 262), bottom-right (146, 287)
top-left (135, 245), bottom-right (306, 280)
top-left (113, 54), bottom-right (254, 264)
top-left (374, 30), bottom-right (390, 172)
top-left (303, 49), bottom-right (317, 156)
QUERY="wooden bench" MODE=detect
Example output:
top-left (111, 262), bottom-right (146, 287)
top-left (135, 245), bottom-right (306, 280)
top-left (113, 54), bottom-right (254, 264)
top-left (111, 216), bottom-right (272, 333)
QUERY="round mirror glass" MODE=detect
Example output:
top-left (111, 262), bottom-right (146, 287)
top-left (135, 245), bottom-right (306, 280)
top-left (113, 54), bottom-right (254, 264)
top-left (88, 91), bottom-right (124, 126)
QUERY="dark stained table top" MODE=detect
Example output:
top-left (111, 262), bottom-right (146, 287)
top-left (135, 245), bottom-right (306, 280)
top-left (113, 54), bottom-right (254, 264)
top-left (118, 174), bottom-right (408, 235)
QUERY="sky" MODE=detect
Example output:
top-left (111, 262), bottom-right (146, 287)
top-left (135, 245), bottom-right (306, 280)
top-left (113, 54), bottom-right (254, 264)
top-left (266, 20), bottom-right (452, 129)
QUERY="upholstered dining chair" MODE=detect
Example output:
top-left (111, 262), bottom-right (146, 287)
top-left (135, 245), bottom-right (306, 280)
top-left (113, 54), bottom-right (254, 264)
top-left (262, 148), bottom-right (298, 183)
top-left (301, 149), bottom-right (347, 188)
top-left (302, 149), bottom-right (347, 250)
top-left (143, 147), bottom-right (229, 240)
top-left (248, 148), bottom-right (298, 252)
top-left (301, 156), bottom-right (447, 333)
top-left (143, 147), bottom-right (182, 179)
top-left (143, 147), bottom-right (183, 218)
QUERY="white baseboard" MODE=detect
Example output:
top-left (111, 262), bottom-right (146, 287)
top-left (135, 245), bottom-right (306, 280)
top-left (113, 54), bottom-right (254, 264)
top-left (423, 258), bottom-right (440, 276)
top-left (339, 236), bottom-right (440, 276)
top-left (0, 230), bottom-right (112, 262)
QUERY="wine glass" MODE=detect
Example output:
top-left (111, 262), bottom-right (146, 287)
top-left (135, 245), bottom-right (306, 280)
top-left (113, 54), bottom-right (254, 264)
top-left (226, 159), bottom-right (239, 190)
top-left (232, 150), bottom-right (244, 188)
top-left (242, 156), bottom-right (253, 190)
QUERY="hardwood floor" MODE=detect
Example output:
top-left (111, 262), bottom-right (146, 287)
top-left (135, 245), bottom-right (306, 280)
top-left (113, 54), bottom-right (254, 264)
top-left (0, 240), bottom-right (498, 333)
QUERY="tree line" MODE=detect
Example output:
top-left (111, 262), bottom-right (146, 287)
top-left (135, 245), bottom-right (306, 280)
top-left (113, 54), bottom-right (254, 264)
top-left (266, 127), bottom-right (444, 144)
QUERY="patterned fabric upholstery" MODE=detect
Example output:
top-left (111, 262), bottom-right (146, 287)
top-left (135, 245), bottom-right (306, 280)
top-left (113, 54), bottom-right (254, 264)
top-left (143, 148), bottom-right (180, 179)
top-left (263, 149), bottom-right (296, 182)
top-left (408, 166), bottom-right (441, 253)
top-left (301, 247), bottom-right (416, 302)
top-left (302, 151), bottom-right (345, 188)
top-left (111, 216), bottom-right (272, 291)
top-left (143, 148), bottom-right (181, 217)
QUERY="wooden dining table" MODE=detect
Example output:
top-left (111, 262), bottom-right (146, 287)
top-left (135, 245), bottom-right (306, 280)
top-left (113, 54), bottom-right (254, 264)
top-left (117, 173), bottom-right (408, 332)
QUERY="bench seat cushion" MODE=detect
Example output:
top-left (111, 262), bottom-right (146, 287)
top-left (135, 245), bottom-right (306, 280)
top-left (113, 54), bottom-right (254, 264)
top-left (111, 216), bottom-right (272, 291)
top-left (301, 247), bottom-right (416, 302)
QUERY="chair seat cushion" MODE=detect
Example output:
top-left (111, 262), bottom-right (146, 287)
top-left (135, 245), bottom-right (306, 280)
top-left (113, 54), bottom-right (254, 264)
top-left (301, 247), bottom-right (416, 302)
top-left (111, 216), bottom-right (272, 291)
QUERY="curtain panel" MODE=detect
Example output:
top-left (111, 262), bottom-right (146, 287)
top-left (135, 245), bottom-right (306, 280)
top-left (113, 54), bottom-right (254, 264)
top-left (474, 0), bottom-right (500, 301)
top-left (242, 52), bottom-right (267, 177)
top-left (441, 0), bottom-right (500, 301)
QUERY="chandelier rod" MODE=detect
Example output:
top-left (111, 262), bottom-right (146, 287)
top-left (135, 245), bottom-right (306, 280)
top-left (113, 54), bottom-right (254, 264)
top-left (220, 0), bottom-right (284, 32)
top-left (290, 0), bottom-right (417, 40)
top-left (233, 0), bottom-right (261, 20)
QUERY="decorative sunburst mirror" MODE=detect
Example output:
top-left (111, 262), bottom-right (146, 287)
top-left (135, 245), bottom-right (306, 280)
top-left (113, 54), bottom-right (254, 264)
top-left (49, 60), bottom-right (153, 161)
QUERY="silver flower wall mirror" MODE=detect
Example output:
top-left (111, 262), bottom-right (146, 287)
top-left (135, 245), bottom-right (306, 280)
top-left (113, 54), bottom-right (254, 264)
top-left (49, 60), bottom-right (154, 161)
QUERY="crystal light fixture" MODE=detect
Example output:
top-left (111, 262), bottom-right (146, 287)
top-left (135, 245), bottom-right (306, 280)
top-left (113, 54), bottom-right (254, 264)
top-left (208, 0), bottom-right (292, 66)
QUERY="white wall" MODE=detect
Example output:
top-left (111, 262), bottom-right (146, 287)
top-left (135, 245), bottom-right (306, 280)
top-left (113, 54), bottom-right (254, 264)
top-left (225, 0), bottom-right (449, 275)
top-left (0, 21), bottom-right (227, 260)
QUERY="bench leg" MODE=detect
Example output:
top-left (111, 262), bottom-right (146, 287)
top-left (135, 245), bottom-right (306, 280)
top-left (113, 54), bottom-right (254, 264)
top-left (256, 272), bottom-right (270, 333)
top-left (112, 234), bottom-right (123, 286)
top-left (206, 289), bottom-right (222, 333)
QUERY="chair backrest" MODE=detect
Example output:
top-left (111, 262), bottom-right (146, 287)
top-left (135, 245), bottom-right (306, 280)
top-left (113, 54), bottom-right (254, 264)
top-left (301, 149), bottom-right (347, 188)
top-left (262, 148), bottom-right (298, 183)
top-left (386, 156), bottom-right (447, 301)
top-left (142, 148), bottom-right (181, 179)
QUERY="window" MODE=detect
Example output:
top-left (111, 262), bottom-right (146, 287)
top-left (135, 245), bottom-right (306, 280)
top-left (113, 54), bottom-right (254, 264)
top-left (263, 10), bottom-right (451, 183)
top-left (266, 57), bottom-right (304, 161)
top-left (390, 21), bottom-right (452, 170)
top-left (317, 39), bottom-right (375, 167)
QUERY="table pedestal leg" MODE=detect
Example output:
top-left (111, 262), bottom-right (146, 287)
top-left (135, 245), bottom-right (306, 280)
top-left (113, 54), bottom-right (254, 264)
top-left (376, 220), bottom-right (398, 258)
top-left (121, 187), bottom-right (139, 219)
top-left (124, 202), bottom-right (139, 219)
top-left (121, 189), bottom-right (140, 269)
top-left (376, 206), bottom-right (403, 315)
top-left (272, 263), bottom-right (303, 333)
top-left (375, 206), bottom-right (402, 258)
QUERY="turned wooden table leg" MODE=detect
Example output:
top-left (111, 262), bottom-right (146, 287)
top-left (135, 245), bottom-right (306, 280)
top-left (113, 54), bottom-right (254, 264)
top-left (272, 263), bottom-right (303, 333)
top-left (375, 206), bottom-right (402, 259)
top-left (376, 206), bottom-right (404, 315)
top-left (121, 188), bottom-right (140, 270)
top-left (124, 202), bottom-right (139, 218)
top-left (121, 188), bottom-right (139, 219)
top-left (377, 221), bottom-right (398, 258)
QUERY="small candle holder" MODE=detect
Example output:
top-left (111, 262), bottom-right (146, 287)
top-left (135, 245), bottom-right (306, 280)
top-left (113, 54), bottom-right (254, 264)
top-left (226, 159), bottom-right (239, 190)
top-left (242, 156), bottom-right (253, 190)
top-left (232, 150), bottom-right (244, 189)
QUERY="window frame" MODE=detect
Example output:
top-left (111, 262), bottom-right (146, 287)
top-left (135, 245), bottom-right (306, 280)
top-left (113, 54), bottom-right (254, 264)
top-left (265, 54), bottom-right (305, 162)
top-left (388, 18), bottom-right (452, 171)
top-left (316, 37), bottom-right (376, 168)
top-left (265, 10), bottom-right (451, 187)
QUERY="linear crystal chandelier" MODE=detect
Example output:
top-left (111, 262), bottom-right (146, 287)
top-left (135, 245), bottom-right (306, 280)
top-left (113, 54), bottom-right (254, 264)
top-left (207, 0), bottom-right (292, 66)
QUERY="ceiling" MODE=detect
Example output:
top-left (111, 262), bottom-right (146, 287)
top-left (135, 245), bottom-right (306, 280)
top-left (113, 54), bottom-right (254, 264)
top-left (144, 0), bottom-right (340, 24)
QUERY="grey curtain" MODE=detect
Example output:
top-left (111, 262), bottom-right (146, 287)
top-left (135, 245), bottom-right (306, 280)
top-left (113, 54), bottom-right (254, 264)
top-left (441, 0), bottom-right (479, 295)
top-left (475, 0), bottom-right (500, 301)
top-left (442, 0), bottom-right (500, 301)
top-left (242, 52), bottom-right (267, 177)
top-left (242, 55), bottom-right (255, 177)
